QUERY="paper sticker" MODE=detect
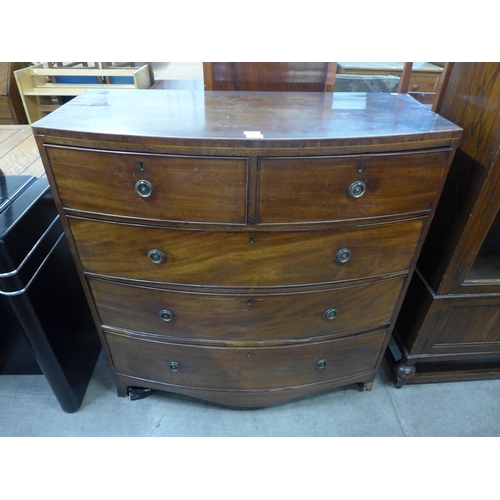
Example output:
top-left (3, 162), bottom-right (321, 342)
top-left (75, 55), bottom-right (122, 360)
top-left (244, 131), bottom-right (264, 138)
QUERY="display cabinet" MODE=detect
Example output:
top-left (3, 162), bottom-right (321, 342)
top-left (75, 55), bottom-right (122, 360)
top-left (390, 62), bottom-right (500, 386)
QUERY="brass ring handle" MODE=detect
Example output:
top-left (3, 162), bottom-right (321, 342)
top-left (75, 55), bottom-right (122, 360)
top-left (135, 179), bottom-right (154, 198)
top-left (316, 359), bottom-right (327, 369)
top-left (159, 309), bottom-right (173, 322)
top-left (348, 180), bottom-right (366, 198)
top-left (148, 249), bottom-right (165, 264)
top-left (324, 308), bottom-right (338, 320)
top-left (336, 248), bottom-right (351, 264)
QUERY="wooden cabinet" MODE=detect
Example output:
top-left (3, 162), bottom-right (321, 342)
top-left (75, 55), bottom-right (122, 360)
top-left (0, 63), bottom-right (29, 124)
top-left (390, 63), bottom-right (500, 386)
top-left (32, 89), bottom-right (460, 407)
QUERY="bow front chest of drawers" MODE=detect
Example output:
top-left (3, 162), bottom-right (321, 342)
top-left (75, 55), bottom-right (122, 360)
top-left (32, 89), bottom-right (461, 407)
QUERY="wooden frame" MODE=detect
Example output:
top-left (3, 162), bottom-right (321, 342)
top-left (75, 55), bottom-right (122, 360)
top-left (14, 63), bottom-right (152, 123)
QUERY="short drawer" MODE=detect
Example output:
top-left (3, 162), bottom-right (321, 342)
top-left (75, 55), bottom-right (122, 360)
top-left (45, 146), bottom-right (248, 224)
top-left (408, 74), bottom-right (440, 93)
top-left (257, 150), bottom-right (451, 223)
top-left (105, 328), bottom-right (388, 391)
top-left (89, 276), bottom-right (404, 341)
top-left (70, 217), bottom-right (424, 287)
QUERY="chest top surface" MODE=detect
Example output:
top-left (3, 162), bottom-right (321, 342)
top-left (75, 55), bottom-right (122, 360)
top-left (31, 89), bottom-right (461, 148)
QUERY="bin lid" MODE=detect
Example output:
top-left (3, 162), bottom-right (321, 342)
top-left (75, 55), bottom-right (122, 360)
top-left (0, 175), bottom-right (37, 214)
top-left (0, 178), bottom-right (62, 294)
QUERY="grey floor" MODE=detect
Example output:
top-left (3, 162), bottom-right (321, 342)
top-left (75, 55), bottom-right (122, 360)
top-left (1, 349), bottom-right (499, 437)
top-left (1, 62), bottom-right (498, 438)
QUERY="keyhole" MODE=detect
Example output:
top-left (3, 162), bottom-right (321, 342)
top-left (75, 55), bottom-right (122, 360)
top-left (139, 162), bottom-right (145, 172)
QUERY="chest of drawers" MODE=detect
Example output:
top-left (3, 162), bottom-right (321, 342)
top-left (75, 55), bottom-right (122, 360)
top-left (32, 89), bottom-right (461, 407)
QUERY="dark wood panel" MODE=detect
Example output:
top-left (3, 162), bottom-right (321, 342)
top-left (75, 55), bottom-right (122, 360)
top-left (46, 146), bottom-right (248, 224)
top-left (89, 276), bottom-right (404, 342)
top-left (258, 150), bottom-right (451, 223)
top-left (105, 328), bottom-right (387, 392)
top-left (203, 62), bottom-right (334, 92)
top-left (433, 302), bottom-right (500, 349)
top-left (70, 218), bottom-right (424, 287)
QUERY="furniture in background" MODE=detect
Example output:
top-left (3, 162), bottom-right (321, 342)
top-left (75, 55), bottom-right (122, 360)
top-left (203, 62), bottom-right (337, 91)
top-left (32, 89), bottom-right (460, 407)
top-left (0, 62), bottom-right (30, 124)
top-left (14, 63), bottom-right (152, 123)
top-left (389, 62), bottom-right (500, 386)
top-left (333, 74), bottom-right (400, 93)
top-left (337, 62), bottom-right (443, 93)
top-left (397, 62), bottom-right (454, 109)
top-left (101, 62), bottom-right (155, 85)
top-left (0, 173), bottom-right (101, 412)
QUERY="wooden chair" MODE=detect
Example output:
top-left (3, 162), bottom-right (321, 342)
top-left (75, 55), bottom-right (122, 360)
top-left (203, 62), bottom-right (337, 92)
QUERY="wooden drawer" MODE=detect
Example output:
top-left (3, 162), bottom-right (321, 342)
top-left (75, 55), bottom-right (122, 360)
top-left (89, 276), bottom-right (404, 342)
top-left (70, 217), bottom-right (425, 287)
top-left (257, 150), bottom-right (451, 223)
top-left (45, 146), bottom-right (248, 224)
top-left (105, 328), bottom-right (388, 391)
top-left (408, 74), bottom-right (440, 93)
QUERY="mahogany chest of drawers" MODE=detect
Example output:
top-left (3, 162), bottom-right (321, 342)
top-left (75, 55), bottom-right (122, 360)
top-left (32, 89), bottom-right (461, 407)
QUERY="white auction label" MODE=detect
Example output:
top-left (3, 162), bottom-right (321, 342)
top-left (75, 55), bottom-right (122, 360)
top-left (244, 131), bottom-right (264, 138)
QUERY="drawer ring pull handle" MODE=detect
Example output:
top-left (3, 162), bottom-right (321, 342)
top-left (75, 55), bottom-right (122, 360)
top-left (316, 359), bottom-right (327, 370)
top-left (169, 361), bottom-right (181, 372)
top-left (159, 309), bottom-right (174, 322)
top-left (135, 179), bottom-right (154, 198)
top-left (148, 249), bottom-right (165, 264)
top-left (324, 308), bottom-right (339, 320)
top-left (348, 180), bottom-right (366, 198)
top-left (336, 248), bottom-right (351, 264)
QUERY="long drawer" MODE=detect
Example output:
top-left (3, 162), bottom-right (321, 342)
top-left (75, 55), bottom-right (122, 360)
top-left (257, 150), bottom-right (451, 223)
top-left (89, 276), bottom-right (404, 342)
top-left (105, 328), bottom-right (388, 391)
top-left (70, 217), bottom-right (425, 287)
top-left (45, 146), bottom-right (248, 224)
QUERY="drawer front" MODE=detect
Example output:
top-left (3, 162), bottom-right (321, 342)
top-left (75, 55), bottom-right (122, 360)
top-left (89, 276), bottom-right (404, 341)
top-left (45, 146), bottom-right (248, 224)
top-left (105, 328), bottom-right (387, 391)
top-left (408, 74), bottom-right (440, 93)
top-left (70, 218), bottom-right (424, 286)
top-left (257, 150), bottom-right (450, 223)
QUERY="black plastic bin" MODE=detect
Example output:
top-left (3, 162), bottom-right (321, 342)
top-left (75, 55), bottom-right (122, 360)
top-left (0, 175), bottom-right (101, 413)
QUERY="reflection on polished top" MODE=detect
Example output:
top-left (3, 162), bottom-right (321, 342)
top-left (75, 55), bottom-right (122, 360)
top-left (32, 89), bottom-right (462, 145)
